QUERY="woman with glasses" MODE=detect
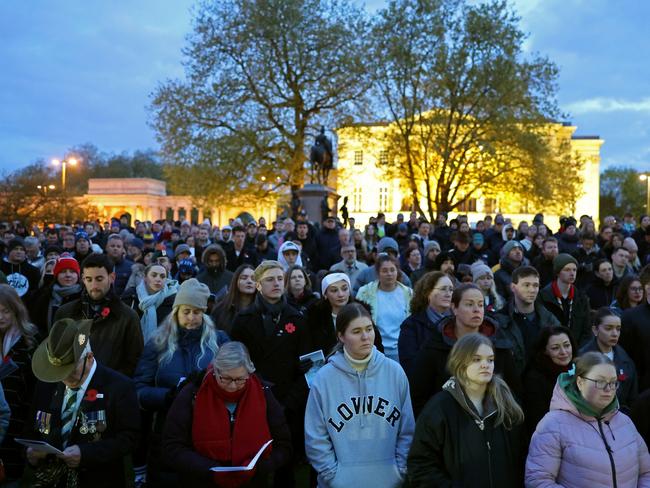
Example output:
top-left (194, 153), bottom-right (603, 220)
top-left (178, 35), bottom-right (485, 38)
top-left (610, 275), bottom-right (644, 316)
top-left (398, 271), bottom-right (453, 379)
top-left (164, 341), bottom-right (292, 487)
top-left (526, 351), bottom-right (650, 487)
top-left (134, 278), bottom-right (229, 486)
top-left (579, 307), bottom-right (637, 412)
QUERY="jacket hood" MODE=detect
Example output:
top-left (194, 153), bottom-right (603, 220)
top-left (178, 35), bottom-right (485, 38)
top-left (442, 376), bottom-right (497, 423)
top-left (435, 314), bottom-right (512, 350)
top-left (277, 241), bottom-right (303, 270)
top-left (550, 372), bottom-right (619, 420)
top-left (201, 244), bottom-right (226, 271)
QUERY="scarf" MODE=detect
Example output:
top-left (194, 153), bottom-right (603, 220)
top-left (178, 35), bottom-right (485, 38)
top-left (192, 366), bottom-right (272, 486)
top-left (558, 372), bottom-right (618, 419)
top-left (551, 280), bottom-right (575, 327)
top-left (49, 283), bottom-right (82, 328)
top-left (426, 307), bottom-right (449, 327)
top-left (81, 288), bottom-right (116, 321)
top-left (137, 279), bottom-right (178, 343)
top-left (254, 294), bottom-right (286, 337)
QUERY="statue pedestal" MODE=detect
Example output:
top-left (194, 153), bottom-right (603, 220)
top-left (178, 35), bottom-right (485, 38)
top-left (297, 184), bottom-right (339, 223)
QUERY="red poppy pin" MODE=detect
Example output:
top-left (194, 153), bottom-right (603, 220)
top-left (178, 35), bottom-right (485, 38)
top-left (618, 369), bottom-right (627, 382)
top-left (100, 307), bottom-right (110, 318)
top-left (284, 323), bottom-right (296, 334)
top-left (84, 389), bottom-right (98, 402)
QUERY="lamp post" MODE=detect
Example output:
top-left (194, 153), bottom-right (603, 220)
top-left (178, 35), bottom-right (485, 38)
top-left (640, 173), bottom-right (650, 213)
top-left (52, 157), bottom-right (78, 191)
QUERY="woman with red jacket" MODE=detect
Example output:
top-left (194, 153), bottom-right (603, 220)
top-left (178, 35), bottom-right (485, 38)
top-left (163, 341), bottom-right (292, 487)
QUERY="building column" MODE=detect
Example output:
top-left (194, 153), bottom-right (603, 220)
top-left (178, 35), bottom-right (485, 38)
top-left (173, 208), bottom-right (180, 221)
top-left (197, 208), bottom-right (204, 224)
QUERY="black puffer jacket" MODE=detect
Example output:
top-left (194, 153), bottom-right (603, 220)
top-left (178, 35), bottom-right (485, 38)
top-left (409, 315), bottom-right (521, 417)
top-left (407, 377), bottom-right (524, 488)
top-left (585, 276), bottom-right (617, 310)
top-left (537, 282), bottom-right (592, 347)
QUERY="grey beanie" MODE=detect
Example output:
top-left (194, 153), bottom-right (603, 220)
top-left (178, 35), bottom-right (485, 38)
top-left (377, 237), bottom-right (399, 253)
top-left (424, 240), bottom-right (441, 255)
top-left (501, 240), bottom-right (523, 258)
top-left (553, 253), bottom-right (578, 276)
top-left (173, 278), bottom-right (210, 310)
top-left (471, 261), bottom-right (493, 282)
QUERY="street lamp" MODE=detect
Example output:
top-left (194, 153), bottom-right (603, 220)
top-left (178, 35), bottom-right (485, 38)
top-left (640, 173), bottom-right (650, 213)
top-left (36, 184), bottom-right (56, 194)
top-left (52, 157), bottom-right (78, 191)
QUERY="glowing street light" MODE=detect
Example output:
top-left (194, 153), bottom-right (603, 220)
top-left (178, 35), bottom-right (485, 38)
top-left (52, 157), bottom-right (78, 191)
top-left (640, 173), bottom-right (650, 212)
top-left (36, 184), bottom-right (56, 194)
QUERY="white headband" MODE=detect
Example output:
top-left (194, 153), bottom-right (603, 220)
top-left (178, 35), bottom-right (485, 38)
top-left (321, 273), bottom-right (351, 296)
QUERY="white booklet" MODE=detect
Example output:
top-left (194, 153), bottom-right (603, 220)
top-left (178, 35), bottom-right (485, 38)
top-left (15, 438), bottom-right (64, 455)
top-left (300, 350), bottom-right (326, 388)
top-left (210, 440), bottom-right (273, 472)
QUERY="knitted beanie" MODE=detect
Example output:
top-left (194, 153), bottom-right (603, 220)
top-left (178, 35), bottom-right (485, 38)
top-left (53, 253), bottom-right (80, 278)
top-left (501, 240), bottom-right (523, 258)
top-left (471, 261), bottom-right (493, 282)
top-left (553, 253), bottom-right (578, 276)
top-left (173, 278), bottom-right (210, 310)
top-left (424, 240), bottom-right (441, 255)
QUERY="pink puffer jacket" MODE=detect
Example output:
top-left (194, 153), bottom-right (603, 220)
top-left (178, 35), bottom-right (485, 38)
top-left (525, 381), bottom-right (650, 488)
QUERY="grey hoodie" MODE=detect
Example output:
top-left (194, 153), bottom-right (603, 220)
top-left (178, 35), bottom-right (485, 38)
top-left (305, 347), bottom-right (415, 488)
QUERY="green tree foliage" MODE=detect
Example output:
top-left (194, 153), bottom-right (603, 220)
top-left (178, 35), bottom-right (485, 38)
top-left (600, 166), bottom-right (646, 218)
top-left (149, 0), bottom-right (370, 207)
top-left (368, 0), bottom-right (572, 219)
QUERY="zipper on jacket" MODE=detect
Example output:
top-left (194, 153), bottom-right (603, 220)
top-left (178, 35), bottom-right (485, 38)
top-left (597, 418), bottom-right (618, 488)
top-left (486, 440), bottom-right (493, 488)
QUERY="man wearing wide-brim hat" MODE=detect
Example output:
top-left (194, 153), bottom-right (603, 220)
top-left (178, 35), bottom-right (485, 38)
top-left (24, 318), bottom-right (140, 487)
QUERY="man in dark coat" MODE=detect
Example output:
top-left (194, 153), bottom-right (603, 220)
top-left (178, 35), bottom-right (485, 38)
top-left (24, 318), bottom-right (140, 488)
top-left (494, 240), bottom-right (525, 301)
top-left (532, 237), bottom-right (559, 288)
top-left (496, 266), bottom-right (560, 375)
top-left (225, 226), bottom-right (259, 273)
top-left (315, 216), bottom-right (340, 271)
top-left (196, 244), bottom-right (233, 299)
top-left (537, 253), bottom-right (591, 347)
top-left (55, 253), bottom-right (144, 377)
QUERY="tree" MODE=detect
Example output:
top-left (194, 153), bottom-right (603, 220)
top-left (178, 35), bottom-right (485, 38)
top-left (149, 0), bottom-right (370, 207)
top-left (368, 0), bottom-right (573, 220)
top-left (600, 166), bottom-right (646, 218)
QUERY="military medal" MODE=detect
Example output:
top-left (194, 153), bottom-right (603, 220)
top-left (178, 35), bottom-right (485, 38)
top-left (79, 424), bottom-right (88, 435)
top-left (96, 410), bottom-right (107, 433)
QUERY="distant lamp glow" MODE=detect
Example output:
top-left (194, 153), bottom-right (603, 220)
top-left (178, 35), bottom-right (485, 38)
top-left (67, 157), bottom-right (78, 166)
top-left (640, 174), bottom-right (648, 181)
top-left (641, 173), bottom-right (650, 210)
top-left (52, 159), bottom-right (60, 166)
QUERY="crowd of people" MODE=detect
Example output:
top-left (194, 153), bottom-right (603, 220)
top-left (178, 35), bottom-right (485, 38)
top-left (0, 209), bottom-right (650, 486)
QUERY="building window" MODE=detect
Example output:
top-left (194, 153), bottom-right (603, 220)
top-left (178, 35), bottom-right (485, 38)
top-left (353, 187), bottom-right (363, 212)
top-left (354, 150), bottom-right (363, 165)
top-left (379, 150), bottom-right (389, 165)
top-left (379, 186), bottom-right (390, 212)
top-left (484, 198), bottom-right (496, 214)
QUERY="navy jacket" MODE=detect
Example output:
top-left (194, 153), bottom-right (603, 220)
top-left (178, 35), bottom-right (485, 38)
top-left (398, 311), bottom-right (439, 380)
top-left (134, 326), bottom-right (229, 412)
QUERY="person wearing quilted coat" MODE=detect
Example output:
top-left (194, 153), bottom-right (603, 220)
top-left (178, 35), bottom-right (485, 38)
top-left (526, 351), bottom-right (650, 487)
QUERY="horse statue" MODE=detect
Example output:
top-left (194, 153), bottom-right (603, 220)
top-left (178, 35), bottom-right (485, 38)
top-left (309, 126), bottom-right (334, 185)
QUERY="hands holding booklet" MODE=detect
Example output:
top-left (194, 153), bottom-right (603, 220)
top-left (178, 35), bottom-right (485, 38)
top-left (210, 440), bottom-right (273, 472)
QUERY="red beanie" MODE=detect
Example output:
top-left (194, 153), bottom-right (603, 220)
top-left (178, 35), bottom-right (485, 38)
top-left (53, 253), bottom-right (80, 278)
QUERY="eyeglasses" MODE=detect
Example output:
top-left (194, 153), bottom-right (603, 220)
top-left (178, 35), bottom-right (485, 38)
top-left (629, 287), bottom-right (644, 293)
top-left (581, 377), bottom-right (620, 391)
top-left (217, 374), bottom-right (249, 386)
top-left (433, 286), bottom-right (454, 294)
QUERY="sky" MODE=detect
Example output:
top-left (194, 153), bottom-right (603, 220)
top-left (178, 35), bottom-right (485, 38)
top-left (1, 0), bottom-right (649, 173)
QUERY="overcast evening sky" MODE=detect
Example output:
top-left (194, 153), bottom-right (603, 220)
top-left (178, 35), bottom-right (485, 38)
top-left (1, 0), bottom-right (649, 174)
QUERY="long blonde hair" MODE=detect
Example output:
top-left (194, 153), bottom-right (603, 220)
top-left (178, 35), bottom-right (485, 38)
top-left (153, 306), bottom-right (220, 367)
top-left (0, 284), bottom-right (39, 349)
top-left (447, 333), bottom-right (524, 428)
